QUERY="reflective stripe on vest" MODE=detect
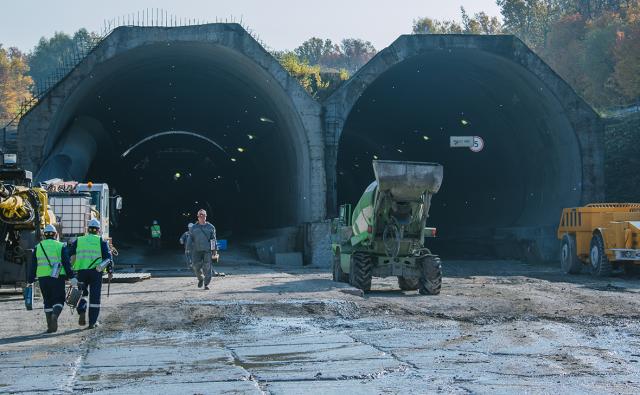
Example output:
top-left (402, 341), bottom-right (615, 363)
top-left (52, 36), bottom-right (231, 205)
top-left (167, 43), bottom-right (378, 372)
top-left (35, 239), bottom-right (65, 278)
top-left (74, 234), bottom-right (102, 270)
top-left (151, 225), bottom-right (161, 238)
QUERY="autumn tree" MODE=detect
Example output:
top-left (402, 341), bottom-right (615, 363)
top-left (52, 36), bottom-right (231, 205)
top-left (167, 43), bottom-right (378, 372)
top-left (0, 45), bottom-right (33, 124)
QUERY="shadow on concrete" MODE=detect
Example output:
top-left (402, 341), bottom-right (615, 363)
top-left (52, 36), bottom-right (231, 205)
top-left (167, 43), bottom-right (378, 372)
top-left (0, 328), bottom-right (84, 345)
top-left (443, 260), bottom-right (640, 293)
top-left (219, 278), bottom-right (340, 294)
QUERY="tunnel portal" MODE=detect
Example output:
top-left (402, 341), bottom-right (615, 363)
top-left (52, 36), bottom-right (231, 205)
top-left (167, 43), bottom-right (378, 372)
top-left (17, 30), bottom-right (602, 263)
top-left (328, 35), bottom-right (603, 260)
top-left (18, 26), bottom-right (324, 246)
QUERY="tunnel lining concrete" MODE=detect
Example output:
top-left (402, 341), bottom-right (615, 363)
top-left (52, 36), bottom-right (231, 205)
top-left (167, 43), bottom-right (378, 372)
top-left (325, 34), bottom-right (603, 221)
top-left (18, 24), bottom-right (327, 229)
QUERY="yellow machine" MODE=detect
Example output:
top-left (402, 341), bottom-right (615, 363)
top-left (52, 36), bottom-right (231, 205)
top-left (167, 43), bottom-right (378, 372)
top-left (557, 204), bottom-right (640, 276)
top-left (0, 168), bottom-right (56, 286)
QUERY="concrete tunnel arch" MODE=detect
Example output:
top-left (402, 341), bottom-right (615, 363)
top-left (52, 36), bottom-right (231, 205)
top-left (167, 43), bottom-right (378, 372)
top-left (18, 24), bottom-right (326, 243)
top-left (324, 35), bottom-right (603, 260)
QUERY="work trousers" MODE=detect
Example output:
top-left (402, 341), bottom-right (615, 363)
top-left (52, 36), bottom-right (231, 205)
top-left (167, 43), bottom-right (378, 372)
top-left (191, 250), bottom-right (212, 286)
top-left (76, 269), bottom-right (103, 325)
top-left (39, 276), bottom-right (66, 316)
top-left (151, 238), bottom-right (161, 248)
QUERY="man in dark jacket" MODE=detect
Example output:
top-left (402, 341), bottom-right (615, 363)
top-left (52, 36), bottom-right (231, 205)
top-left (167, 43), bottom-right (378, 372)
top-left (29, 224), bottom-right (76, 333)
top-left (68, 219), bottom-right (112, 329)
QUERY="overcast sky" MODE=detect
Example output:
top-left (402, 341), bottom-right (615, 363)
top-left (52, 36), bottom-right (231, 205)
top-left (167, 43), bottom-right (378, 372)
top-left (0, 0), bottom-right (501, 52)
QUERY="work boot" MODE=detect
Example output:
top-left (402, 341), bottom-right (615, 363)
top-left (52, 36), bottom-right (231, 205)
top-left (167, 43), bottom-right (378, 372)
top-left (45, 312), bottom-right (53, 333)
top-left (78, 312), bottom-right (86, 326)
top-left (50, 312), bottom-right (59, 333)
top-left (197, 279), bottom-right (203, 288)
top-left (88, 322), bottom-right (99, 329)
top-left (204, 285), bottom-right (210, 290)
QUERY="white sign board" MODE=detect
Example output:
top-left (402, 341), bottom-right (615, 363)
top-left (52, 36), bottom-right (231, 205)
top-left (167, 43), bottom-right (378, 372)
top-left (449, 136), bottom-right (474, 148)
top-left (470, 136), bottom-right (484, 152)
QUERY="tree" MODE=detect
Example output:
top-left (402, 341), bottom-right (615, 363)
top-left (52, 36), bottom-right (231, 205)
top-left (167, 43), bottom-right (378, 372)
top-left (461, 7), bottom-right (503, 34)
top-left (28, 28), bottom-right (100, 91)
top-left (339, 38), bottom-right (377, 72)
top-left (497, 0), bottom-right (563, 49)
top-left (276, 51), bottom-right (329, 97)
top-left (294, 37), bottom-right (336, 65)
top-left (0, 45), bottom-right (33, 124)
top-left (412, 17), bottom-right (463, 33)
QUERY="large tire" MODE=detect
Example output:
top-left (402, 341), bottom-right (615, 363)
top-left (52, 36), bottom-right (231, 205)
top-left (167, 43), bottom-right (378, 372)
top-left (418, 255), bottom-right (442, 295)
top-left (332, 249), bottom-right (349, 283)
top-left (589, 232), bottom-right (612, 277)
top-left (560, 234), bottom-right (582, 274)
top-left (397, 276), bottom-right (419, 291)
top-left (349, 252), bottom-right (372, 292)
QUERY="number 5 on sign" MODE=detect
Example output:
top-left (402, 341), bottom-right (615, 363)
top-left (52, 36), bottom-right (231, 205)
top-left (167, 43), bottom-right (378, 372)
top-left (470, 136), bottom-right (484, 152)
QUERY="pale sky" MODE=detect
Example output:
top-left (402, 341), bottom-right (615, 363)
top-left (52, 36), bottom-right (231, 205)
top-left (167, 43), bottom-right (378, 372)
top-left (0, 0), bottom-right (501, 53)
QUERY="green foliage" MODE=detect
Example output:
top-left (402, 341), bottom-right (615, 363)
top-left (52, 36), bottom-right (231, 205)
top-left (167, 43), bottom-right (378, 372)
top-left (28, 28), bottom-right (100, 90)
top-left (293, 37), bottom-right (376, 74)
top-left (0, 45), bottom-right (33, 124)
top-left (412, 17), bottom-right (462, 34)
top-left (412, 8), bottom-right (502, 35)
top-left (276, 52), bottom-right (329, 97)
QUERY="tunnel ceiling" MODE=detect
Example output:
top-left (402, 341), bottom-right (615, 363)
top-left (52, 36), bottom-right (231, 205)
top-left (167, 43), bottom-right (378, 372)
top-left (27, 29), bottom-right (317, 241)
top-left (336, 45), bottom-right (585, 250)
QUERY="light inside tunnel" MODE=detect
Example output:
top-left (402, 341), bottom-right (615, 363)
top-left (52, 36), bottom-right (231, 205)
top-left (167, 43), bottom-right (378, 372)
top-left (337, 50), bottom-right (582, 258)
top-left (46, 42), bottom-right (306, 245)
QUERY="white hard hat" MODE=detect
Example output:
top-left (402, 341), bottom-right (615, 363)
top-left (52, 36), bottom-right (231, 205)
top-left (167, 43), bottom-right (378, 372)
top-left (153, 220), bottom-right (158, 225)
top-left (88, 219), bottom-right (101, 229)
top-left (43, 224), bottom-right (57, 233)
top-left (188, 223), bottom-right (194, 229)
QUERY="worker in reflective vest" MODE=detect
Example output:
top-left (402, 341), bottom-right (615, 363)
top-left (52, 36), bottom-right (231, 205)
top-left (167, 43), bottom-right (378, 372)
top-left (150, 220), bottom-right (161, 248)
top-left (68, 219), bottom-right (112, 329)
top-left (29, 224), bottom-right (76, 333)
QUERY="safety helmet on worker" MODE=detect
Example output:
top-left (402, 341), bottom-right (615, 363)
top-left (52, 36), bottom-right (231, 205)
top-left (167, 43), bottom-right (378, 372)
top-left (43, 224), bottom-right (57, 238)
top-left (88, 219), bottom-right (101, 229)
top-left (188, 223), bottom-right (193, 229)
top-left (153, 220), bottom-right (158, 225)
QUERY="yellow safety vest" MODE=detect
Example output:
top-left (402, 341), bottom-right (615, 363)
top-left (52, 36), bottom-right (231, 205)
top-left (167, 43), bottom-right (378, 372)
top-left (73, 234), bottom-right (102, 270)
top-left (151, 224), bottom-right (161, 238)
top-left (35, 239), bottom-right (65, 278)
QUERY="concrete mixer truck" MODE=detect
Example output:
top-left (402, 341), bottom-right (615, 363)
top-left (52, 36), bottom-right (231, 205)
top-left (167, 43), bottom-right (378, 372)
top-left (331, 160), bottom-right (444, 294)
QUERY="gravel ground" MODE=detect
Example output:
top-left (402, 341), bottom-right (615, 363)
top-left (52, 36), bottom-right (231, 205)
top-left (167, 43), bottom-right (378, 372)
top-left (1, 252), bottom-right (639, 394)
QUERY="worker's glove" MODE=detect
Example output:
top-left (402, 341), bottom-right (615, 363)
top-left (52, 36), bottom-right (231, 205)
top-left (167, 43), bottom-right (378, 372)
top-left (70, 277), bottom-right (78, 287)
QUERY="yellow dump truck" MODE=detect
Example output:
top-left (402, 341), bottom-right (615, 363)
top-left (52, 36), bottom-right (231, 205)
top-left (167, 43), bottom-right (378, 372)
top-left (557, 204), bottom-right (640, 276)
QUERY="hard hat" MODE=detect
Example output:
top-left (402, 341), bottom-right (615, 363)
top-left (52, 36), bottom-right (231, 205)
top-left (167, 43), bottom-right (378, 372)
top-left (43, 224), bottom-right (57, 233)
top-left (188, 223), bottom-right (194, 229)
top-left (153, 220), bottom-right (158, 225)
top-left (88, 219), bottom-right (101, 229)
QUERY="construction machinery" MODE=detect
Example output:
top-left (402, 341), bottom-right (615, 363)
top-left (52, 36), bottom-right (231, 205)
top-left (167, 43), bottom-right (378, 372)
top-left (0, 167), bottom-right (55, 287)
top-left (558, 204), bottom-right (640, 276)
top-left (331, 160), bottom-right (444, 294)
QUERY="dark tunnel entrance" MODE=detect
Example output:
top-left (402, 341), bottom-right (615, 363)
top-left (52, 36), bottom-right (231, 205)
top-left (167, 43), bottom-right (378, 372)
top-left (337, 50), bottom-right (582, 259)
top-left (42, 42), bottom-right (307, 246)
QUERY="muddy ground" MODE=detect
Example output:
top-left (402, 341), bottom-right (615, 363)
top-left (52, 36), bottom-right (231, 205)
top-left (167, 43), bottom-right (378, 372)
top-left (1, 252), bottom-right (640, 394)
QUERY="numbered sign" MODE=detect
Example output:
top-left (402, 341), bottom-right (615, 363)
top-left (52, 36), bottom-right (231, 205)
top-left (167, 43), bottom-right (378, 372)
top-left (470, 136), bottom-right (484, 152)
top-left (450, 136), bottom-right (474, 148)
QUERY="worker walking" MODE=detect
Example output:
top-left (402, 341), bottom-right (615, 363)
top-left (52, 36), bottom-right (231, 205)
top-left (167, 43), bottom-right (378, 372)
top-left (189, 209), bottom-right (217, 290)
top-left (68, 219), bottom-right (113, 329)
top-left (29, 225), bottom-right (77, 333)
top-left (179, 223), bottom-right (193, 268)
top-left (150, 220), bottom-right (162, 248)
